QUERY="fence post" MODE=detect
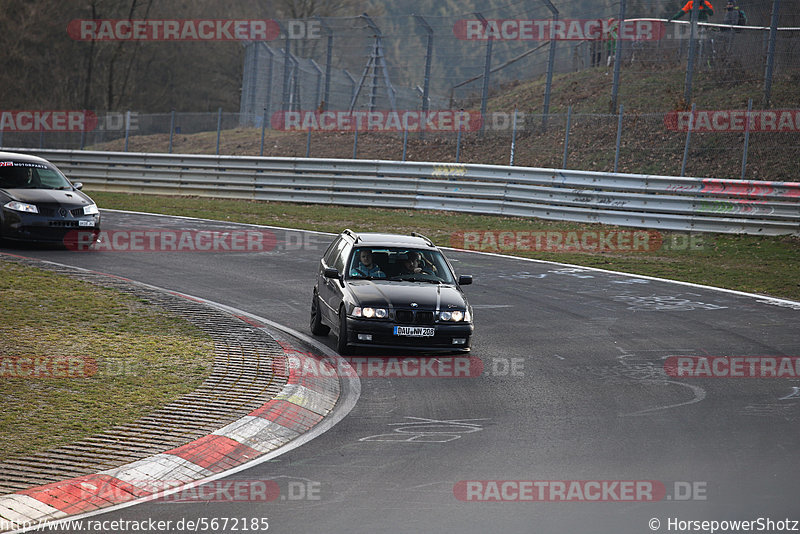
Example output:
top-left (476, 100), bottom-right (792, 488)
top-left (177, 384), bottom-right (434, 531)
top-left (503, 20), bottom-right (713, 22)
top-left (124, 110), bottom-right (130, 152)
top-left (306, 128), bottom-right (312, 158)
top-left (510, 107), bottom-right (518, 166)
top-left (610, 0), bottom-right (626, 112)
top-left (414, 15), bottom-right (434, 141)
top-left (741, 98), bottom-right (753, 179)
top-left (474, 13), bottom-right (493, 137)
top-left (402, 127), bottom-right (409, 162)
top-left (456, 124), bottom-right (462, 163)
top-left (541, 0), bottom-right (559, 131)
top-left (263, 45), bottom-right (274, 129)
top-left (316, 17), bottom-right (333, 111)
top-left (260, 107), bottom-right (268, 156)
top-left (215, 107), bottom-right (222, 155)
top-left (683, 1), bottom-right (701, 104)
top-left (614, 104), bottom-right (624, 173)
top-left (281, 25), bottom-right (292, 112)
top-left (562, 106), bottom-right (572, 169)
top-left (763, 0), bottom-right (781, 107)
top-left (681, 103), bottom-right (696, 176)
top-left (168, 110), bottom-right (175, 153)
top-left (353, 121), bottom-right (358, 159)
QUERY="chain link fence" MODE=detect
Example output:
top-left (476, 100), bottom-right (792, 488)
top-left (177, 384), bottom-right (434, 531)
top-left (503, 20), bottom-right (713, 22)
top-left (1, 3), bottom-right (798, 181)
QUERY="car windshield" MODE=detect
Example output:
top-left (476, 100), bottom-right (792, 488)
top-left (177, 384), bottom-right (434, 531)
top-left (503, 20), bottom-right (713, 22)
top-left (0, 161), bottom-right (73, 190)
top-left (347, 247), bottom-right (455, 284)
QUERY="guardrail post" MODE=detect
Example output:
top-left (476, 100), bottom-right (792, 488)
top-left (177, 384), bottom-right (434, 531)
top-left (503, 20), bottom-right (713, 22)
top-left (681, 103), bottom-right (696, 176)
top-left (741, 98), bottom-right (753, 179)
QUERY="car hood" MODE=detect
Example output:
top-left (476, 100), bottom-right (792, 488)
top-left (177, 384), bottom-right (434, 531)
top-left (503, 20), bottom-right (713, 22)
top-left (347, 280), bottom-right (468, 310)
top-left (1, 188), bottom-right (94, 207)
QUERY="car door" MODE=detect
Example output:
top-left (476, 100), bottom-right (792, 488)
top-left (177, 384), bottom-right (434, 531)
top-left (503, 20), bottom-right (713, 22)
top-left (317, 237), bottom-right (348, 327)
top-left (327, 241), bottom-right (351, 331)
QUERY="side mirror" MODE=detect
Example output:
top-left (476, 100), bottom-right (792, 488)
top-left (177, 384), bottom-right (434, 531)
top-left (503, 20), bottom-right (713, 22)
top-left (73, 182), bottom-right (83, 190)
top-left (458, 275), bottom-right (473, 286)
top-left (324, 267), bottom-right (340, 279)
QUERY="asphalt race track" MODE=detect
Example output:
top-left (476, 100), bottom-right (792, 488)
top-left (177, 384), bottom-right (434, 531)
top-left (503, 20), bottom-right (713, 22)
top-left (3, 210), bottom-right (799, 534)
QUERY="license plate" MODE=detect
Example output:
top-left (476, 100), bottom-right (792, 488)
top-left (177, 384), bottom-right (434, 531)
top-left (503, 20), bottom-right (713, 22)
top-left (78, 220), bottom-right (95, 227)
top-left (394, 326), bottom-right (435, 337)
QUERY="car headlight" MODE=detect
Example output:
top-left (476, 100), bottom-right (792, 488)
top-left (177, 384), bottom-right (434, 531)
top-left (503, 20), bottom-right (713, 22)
top-left (83, 204), bottom-right (99, 215)
top-left (353, 307), bottom-right (388, 319)
top-left (439, 310), bottom-right (468, 322)
top-left (3, 201), bottom-right (38, 214)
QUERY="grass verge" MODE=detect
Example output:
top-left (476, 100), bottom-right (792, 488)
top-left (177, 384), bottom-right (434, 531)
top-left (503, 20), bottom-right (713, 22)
top-left (0, 260), bottom-right (215, 460)
top-left (91, 191), bottom-right (800, 300)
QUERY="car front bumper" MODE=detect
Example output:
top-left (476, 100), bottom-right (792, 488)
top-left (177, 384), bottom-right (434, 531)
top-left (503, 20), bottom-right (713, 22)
top-left (345, 316), bottom-right (473, 351)
top-left (1, 209), bottom-right (100, 244)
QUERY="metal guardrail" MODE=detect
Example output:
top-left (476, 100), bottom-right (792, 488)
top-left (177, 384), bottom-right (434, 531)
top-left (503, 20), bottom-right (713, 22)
top-left (9, 148), bottom-right (800, 235)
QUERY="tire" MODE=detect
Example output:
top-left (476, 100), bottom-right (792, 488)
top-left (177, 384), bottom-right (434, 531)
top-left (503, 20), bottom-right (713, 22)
top-left (310, 292), bottom-right (330, 336)
top-left (336, 306), bottom-right (351, 355)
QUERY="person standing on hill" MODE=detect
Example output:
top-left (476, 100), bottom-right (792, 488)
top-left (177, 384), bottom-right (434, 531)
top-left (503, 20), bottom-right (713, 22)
top-left (722, 0), bottom-right (747, 27)
top-left (669, 0), bottom-right (715, 22)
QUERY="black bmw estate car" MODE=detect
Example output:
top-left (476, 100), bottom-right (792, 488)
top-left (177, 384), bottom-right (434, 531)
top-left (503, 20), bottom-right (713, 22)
top-left (311, 230), bottom-right (474, 354)
top-left (0, 151), bottom-right (100, 245)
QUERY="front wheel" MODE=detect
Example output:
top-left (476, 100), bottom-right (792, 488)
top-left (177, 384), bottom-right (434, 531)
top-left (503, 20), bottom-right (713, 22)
top-left (310, 293), bottom-right (330, 336)
top-left (336, 306), bottom-right (351, 355)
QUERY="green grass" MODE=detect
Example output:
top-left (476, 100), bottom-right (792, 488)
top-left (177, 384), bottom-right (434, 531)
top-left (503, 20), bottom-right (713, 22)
top-left (0, 260), bottom-right (215, 460)
top-left (92, 191), bottom-right (800, 300)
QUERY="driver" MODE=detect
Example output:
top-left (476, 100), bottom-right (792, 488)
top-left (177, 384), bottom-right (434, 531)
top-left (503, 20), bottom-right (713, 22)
top-left (350, 249), bottom-right (386, 278)
top-left (401, 251), bottom-right (435, 275)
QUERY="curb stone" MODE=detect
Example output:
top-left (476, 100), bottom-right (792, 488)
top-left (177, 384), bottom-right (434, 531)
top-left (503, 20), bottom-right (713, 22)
top-left (0, 254), bottom-right (341, 532)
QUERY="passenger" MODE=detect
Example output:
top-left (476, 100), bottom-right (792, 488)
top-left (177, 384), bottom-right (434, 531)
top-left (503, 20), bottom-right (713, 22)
top-left (350, 249), bottom-right (386, 278)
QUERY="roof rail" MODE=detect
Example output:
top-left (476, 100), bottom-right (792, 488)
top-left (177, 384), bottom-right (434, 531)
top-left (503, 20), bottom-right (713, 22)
top-left (411, 232), bottom-right (434, 247)
top-left (342, 228), bottom-right (360, 243)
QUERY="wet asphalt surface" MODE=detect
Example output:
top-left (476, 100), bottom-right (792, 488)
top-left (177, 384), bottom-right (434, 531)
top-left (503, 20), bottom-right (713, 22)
top-left (2, 210), bottom-right (799, 534)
